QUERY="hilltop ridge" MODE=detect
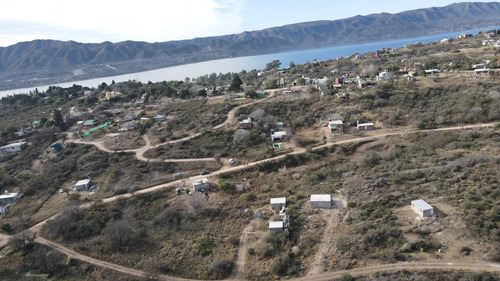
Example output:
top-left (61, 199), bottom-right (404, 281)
top-left (1, 2), bottom-right (500, 90)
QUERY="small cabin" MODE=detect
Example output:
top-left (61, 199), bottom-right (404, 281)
top-left (411, 199), bottom-right (434, 217)
top-left (329, 120), bottom-right (343, 134)
top-left (0, 142), bottom-right (27, 155)
top-left (0, 191), bottom-right (19, 203)
top-left (74, 179), bottom-right (94, 191)
top-left (239, 118), bottom-right (252, 130)
top-left (270, 197), bottom-right (286, 209)
top-left (270, 130), bottom-right (287, 142)
top-left (192, 178), bottom-right (210, 192)
top-left (357, 122), bottom-right (374, 131)
top-left (269, 221), bottom-right (284, 232)
top-left (310, 194), bottom-right (332, 209)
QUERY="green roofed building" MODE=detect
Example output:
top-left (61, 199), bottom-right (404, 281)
top-left (82, 120), bottom-right (98, 128)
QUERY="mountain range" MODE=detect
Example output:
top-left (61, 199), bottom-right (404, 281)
top-left (1, 2), bottom-right (500, 90)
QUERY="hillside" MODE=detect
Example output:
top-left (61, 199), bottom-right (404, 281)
top-left (1, 2), bottom-right (500, 91)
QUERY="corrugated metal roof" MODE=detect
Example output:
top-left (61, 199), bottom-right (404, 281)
top-left (270, 197), bottom-right (286, 204)
top-left (412, 199), bottom-right (432, 211)
top-left (269, 221), bottom-right (284, 228)
top-left (310, 194), bottom-right (331, 202)
top-left (75, 179), bottom-right (91, 186)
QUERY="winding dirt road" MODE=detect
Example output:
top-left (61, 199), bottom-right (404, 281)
top-left (3, 91), bottom-right (498, 280)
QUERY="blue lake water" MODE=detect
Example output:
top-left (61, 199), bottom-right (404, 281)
top-left (0, 27), bottom-right (497, 98)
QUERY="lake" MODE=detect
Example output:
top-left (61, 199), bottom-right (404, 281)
top-left (0, 27), bottom-right (497, 98)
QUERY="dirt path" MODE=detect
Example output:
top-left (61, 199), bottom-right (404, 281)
top-left (6, 233), bottom-right (500, 281)
top-left (34, 236), bottom-right (191, 281)
top-left (229, 220), bottom-right (257, 280)
top-left (308, 209), bottom-right (340, 276)
top-left (69, 90), bottom-right (278, 162)
top-left (297, 261), bottom-right (500, 281)
top-left (9, 121), bottom-right (495, 280)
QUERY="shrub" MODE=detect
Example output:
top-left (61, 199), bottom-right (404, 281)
top-left (339, 274), bottom-right (355, 281)
top-left (260, 245), bottom-right (273, 258)
top-left (195, 237), bottom-right (214, 256)
top-left (218, 178), bottom-right (233, 192)
top-left (208, 258), bottom-right (233, 279)
top-left (68, 193), bottom-right (81, 201)
top-left (239, 193), bottom-right (255, 201)
top-left (1, 223), bottom-right (12, 233)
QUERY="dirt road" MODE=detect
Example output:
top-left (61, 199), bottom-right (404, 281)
top-left (229, 220), bottom-right (257, 280)
top-left (307, 209), bottom-right (340, 276)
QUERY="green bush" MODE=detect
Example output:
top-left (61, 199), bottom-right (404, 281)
top-left (239, 193), bottom-right (255, 201)
top-left (218, 178), bottom-right (233, 192)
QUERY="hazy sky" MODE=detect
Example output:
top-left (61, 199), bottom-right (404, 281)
top-left (0, 0), bottom-right (496, 47)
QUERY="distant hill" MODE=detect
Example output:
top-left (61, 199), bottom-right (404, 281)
top-left (1, 2), bottom-right (500, 90)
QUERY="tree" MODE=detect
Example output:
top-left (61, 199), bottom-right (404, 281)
top-left (187, 193), bottom-right (207, 214)
top-left (264, 79), bottom-right (278, 89)
top-left (233, 129), bottom-right (251, 144)
top-left (102, 219), bottom-right (135, 250)
top-left (208, 258), bottom-right (233, 279)
top-left (289, 61), bottom-right (296, 68)
top-left (296, 77), bottom-right (306, 85)
top-left (53, 110), bottom-right (63, 129)
top-left (198, 89), bottom-right (207, 97)
top-left (265, 60), bottom-right (281, 71)
top-left (229, 74), bottom-right (243, 92)
top-left (245, 89), bottom-right (258, 99)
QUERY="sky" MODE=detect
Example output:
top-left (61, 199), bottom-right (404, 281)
top-left (0, 0), bottom-right (496, 47)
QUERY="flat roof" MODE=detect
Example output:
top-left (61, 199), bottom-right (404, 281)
top-left (269, 221), bottom-right (284, 228)
top-left (310, 194), bottom-right (331, 202)
top-left (193, 178), bottom-right (209, 184)
top-left (358, 123), bottom-right (374, 126)
top-left (239, 118), bottom-right (252, 124)
top-left (270, 197), bottom-right (286, 204)
top-left (329, 120), bottom-right (343, 125)
top-left (0, 193), bottom-right (18, 200)
top-left (1, 142), bottom-right (26, 149)
top-left (272, 131), bottom-right (287, 137)
top-left (412, 199), bottom-right (433, 210)
top-left (82, 120), bottom-right (97, 125)
top-left (75, 179), bottom-right (91, 186)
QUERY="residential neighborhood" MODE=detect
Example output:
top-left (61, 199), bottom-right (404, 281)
top-left (0, 26), bottom-right (499, 281)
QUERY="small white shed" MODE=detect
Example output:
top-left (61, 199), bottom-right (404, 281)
top-left (269, 221), bottom-right (284, 232)
top-left (192, 178), bottom-right (210, 192)
top-left (74, 179), bottom-right (94, 191)
top-left (310, 194), bottom-right (332, 209)
top-left (411, 199), bottom-right (434, 217)
top-left (270, 197), bottom-right (286, 209)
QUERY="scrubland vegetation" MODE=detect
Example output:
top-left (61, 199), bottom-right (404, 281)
top-left (1, 32), bottom-right (500, 280)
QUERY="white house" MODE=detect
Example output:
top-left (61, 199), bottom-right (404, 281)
top-left (377, 71), bottom-right (391, 81)
top-left (269, 221), bottom-right (284, 232)
top-left (193, 178), bottom-right (210, 192)
top-left (474, 68), bottom-right (490, 76)
top-left (357, 122), bottom-right (375, 131)
top-left (0, 191), bottom-right (19, 203)
top-left (310, 194), bottom-right (332, 208)
top-left (270, 130), bottom-right (287, 142)
top-left (270, 197), bottom-right (286, 209)
top-left (425, 69), bottom-right (439, 75)
top-left (74, 179), bottom-right (94, 191)
top-left (153, 115), bottom-right (166, 122)
top-left (411, 199), bottom-right (434, 217)
top-left (0, 142), bottom-right (27, 155)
